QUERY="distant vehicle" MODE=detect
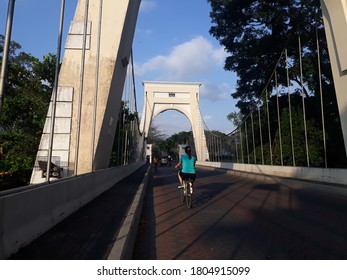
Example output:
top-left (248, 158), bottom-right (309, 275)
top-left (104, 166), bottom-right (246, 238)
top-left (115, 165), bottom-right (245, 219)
top-left (161, 156), bottom-right (168, 166)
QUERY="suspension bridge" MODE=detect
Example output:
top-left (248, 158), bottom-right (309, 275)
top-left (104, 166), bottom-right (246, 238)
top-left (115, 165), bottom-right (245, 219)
top-left (0, 0), bottom-right (347, 260)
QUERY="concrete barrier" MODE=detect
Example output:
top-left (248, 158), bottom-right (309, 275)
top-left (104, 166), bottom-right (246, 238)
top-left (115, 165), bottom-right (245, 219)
top-left (0, 161), bottom-right (145, 259)
top-left (107, 165), bottom-right (151, 260)
top-left (197, 162), bottom-right (347, 186)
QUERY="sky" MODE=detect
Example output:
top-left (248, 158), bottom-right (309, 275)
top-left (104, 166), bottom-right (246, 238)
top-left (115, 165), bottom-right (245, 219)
top-left (0, 0), bottom-right (238, 137)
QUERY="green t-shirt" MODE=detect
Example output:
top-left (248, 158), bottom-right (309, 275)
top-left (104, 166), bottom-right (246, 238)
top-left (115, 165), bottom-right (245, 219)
top-left (180, 154), bottom-right (196, 173)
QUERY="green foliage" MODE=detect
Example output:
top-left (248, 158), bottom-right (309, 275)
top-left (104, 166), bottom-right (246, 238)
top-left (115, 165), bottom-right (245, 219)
top-left (0, 35), bottom-right (55, 188)
top-left (227, 111), bottom-right (243, 127)
top-left (238, 96), bottom-right (331, 167)
top-left (145, 129), bottom-right (193, 160)
top-left (208, 0), bottom-right (326, 113)
top-left (146, 124), bottom-right (167, 158)
top-left (109, 101), bottom-right (142, 166)
top-left (273, 107), bottom-right (324, 167)
top-left (161, 131), bottom-right (192, 159)
top-left (208, 0), bottom-right (346, 167)
top-left (147, 124), bottom-right (167, 146)
top-left (0, 132), bottom-right (38, 189)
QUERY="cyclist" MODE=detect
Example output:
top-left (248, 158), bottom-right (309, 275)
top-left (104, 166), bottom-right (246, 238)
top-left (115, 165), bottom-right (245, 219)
top-left (153, 156), bottom-right (158, 172)
top-left (175, 146), bottom-right (196, 192)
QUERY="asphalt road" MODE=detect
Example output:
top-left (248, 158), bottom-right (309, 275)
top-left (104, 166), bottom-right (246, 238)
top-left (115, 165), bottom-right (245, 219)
top-left (133, 165), bottom-right (347, 260)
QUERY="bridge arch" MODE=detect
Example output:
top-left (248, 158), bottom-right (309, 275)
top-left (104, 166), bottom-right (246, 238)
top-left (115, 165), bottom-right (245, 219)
top-left (140, 81), bottom-right (209, 161)
top-left (152, 105), bottom-right (191, 122)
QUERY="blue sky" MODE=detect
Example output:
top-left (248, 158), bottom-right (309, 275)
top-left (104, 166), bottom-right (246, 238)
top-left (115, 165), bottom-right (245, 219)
top-left (0, 0), bottom-right (238, 137)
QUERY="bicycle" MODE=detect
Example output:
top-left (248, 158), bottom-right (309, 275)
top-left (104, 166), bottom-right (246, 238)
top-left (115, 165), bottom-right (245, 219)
top-left (180, 178), bottom-right (193, 208)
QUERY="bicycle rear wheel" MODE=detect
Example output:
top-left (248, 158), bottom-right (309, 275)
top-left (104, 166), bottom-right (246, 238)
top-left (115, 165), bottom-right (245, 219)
top-left (185, 182), bottom-right (192, 208)
top-left (180, 183), bottom-right (185, 202)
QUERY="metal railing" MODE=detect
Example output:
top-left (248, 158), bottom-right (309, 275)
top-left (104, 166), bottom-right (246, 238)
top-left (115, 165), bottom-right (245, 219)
top-left (201, 32), bottom-right (346, 169)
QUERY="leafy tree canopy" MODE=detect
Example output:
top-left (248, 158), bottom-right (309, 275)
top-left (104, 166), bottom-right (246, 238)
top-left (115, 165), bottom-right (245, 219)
top-left (207, 0), bottom-right (332, 114)
top-left (0, 35), bottom-right (56, 188)
top-left (207, 1), bottom-right (346, 167)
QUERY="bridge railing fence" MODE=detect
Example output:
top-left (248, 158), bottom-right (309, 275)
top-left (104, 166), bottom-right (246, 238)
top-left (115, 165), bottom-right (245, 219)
top-left (110, 50), bottom-right (144, 167)
top-left (202, 25), bottom-right (346, 169)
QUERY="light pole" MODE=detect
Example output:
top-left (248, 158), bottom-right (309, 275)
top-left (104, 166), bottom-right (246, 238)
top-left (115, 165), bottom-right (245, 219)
top-left (46, 0), bottom-right (66, 182)
top-left (0, 0), bottom-right (16, 113)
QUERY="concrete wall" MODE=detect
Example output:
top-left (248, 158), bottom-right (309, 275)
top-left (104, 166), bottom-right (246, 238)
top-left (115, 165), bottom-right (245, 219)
top-left (0, 161), bottom-right (145, 260)
top-left (197, 161), bottom-right (347, 186)
top-left (321, 0), bottom-right (347, 158)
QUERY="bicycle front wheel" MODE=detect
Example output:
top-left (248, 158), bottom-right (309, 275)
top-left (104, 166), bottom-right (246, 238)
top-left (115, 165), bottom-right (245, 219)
top-left (180, 185), bottom-right (185, 202)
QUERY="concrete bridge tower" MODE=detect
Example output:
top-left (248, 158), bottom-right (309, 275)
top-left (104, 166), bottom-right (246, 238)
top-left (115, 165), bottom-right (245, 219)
top-left (31, 0), bottom-right (142, 184)
top-left (140, 81), bottom-right (209, 162)
top-left (321, 0), bottom-right (347, 157)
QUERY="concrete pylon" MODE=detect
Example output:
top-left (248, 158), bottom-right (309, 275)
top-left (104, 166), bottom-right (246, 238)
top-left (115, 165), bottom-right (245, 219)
top-left (321, 0), bottom-right (347, 157)
top-left (140, 81), bottom-right (209, 162)
top-left (31, 0), bottom-right (141, 184)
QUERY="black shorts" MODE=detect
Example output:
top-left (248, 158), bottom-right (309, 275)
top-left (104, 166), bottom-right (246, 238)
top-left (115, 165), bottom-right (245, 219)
top-left (179, 171), bottom-right (196, 182)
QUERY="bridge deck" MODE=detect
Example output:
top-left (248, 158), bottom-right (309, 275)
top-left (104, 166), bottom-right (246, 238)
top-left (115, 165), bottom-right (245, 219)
top-left (133, 166), bottom-right (347, 260)
top-left (8, 164), bottom-right (347, 260)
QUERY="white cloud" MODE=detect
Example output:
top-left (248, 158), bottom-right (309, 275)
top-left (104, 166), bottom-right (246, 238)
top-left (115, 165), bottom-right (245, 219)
top-left (135, 36), bottom-right (227, 81)
top-left (211, 47), bottom-right (228, 66)
top-left (200, 82), bottom-right (231, 101)
top-left (136, 28), bottom-right (153, 36)
top-left (203, 115), bottom-right (212, 121)
top-left (140, 0), bottom-right (156, 12)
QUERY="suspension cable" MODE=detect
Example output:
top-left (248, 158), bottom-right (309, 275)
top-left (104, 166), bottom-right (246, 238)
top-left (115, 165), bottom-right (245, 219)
top-left (275, 69), bottom-right (283, 165)
top-left (251, 112), bottom-right (256, 163)
top-left (298, 33), bottom-right (310, 167)
top-left (285, 49), bottom-right (296, 166)
top-left (316, 11), bottom-right (327, 168)
top-left (265, 88), bottom-right (273, 165)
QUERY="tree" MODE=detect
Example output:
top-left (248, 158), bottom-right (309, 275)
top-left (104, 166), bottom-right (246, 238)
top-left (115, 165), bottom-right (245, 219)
top-left (208, 0), bottom-right (346, 167)
top-left (145, 130), bottom-right (193, 160)
top-left (109, 101), bottom-right (141, 166)
top-left (208, 0), bottom-right (329, 112)
top-left (227, 111), bottom-right (243, 127)
top-left (0, 35), bottom-right (55, 188)
top-left (146, 125), bottom-right (167, 158)
top-left (161, 131), bottom-right (192, 159)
